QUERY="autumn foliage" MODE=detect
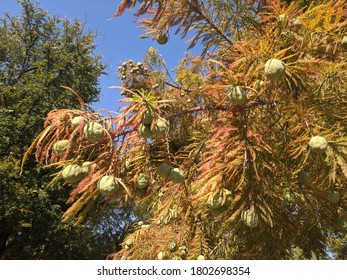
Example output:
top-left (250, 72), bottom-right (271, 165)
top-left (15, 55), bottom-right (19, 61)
top-left (23, 0), bottom-right (347, 259)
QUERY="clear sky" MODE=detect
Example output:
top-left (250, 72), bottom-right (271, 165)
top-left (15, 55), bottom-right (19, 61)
top-left (0, 0), bottom-right (199, 112)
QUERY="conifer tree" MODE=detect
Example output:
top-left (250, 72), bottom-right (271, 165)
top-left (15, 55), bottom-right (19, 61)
top-left (23, 0), bottom-right (347, 259)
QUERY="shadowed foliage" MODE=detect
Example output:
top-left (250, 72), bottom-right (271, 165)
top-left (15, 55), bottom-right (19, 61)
top-left (0, 0), bottom-right (131, 259)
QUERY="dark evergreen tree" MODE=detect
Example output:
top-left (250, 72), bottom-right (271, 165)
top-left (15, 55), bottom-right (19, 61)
top-left (0, 0), bottom-right (114, 259)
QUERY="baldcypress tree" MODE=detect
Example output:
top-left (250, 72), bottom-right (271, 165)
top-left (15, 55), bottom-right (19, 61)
top-left (24, 0), bottom-right (347, 259)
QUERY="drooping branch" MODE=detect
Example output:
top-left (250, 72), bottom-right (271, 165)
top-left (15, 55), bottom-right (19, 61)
top-left (186, 0), bottom-right (234, 48)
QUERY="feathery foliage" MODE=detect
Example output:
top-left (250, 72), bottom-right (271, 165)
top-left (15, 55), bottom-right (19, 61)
top-left (24, 0), bottom-right (347, 259)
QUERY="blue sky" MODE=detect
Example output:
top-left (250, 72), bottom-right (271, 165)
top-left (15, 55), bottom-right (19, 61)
top-left (0, 0), bottom-right (199, 112)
